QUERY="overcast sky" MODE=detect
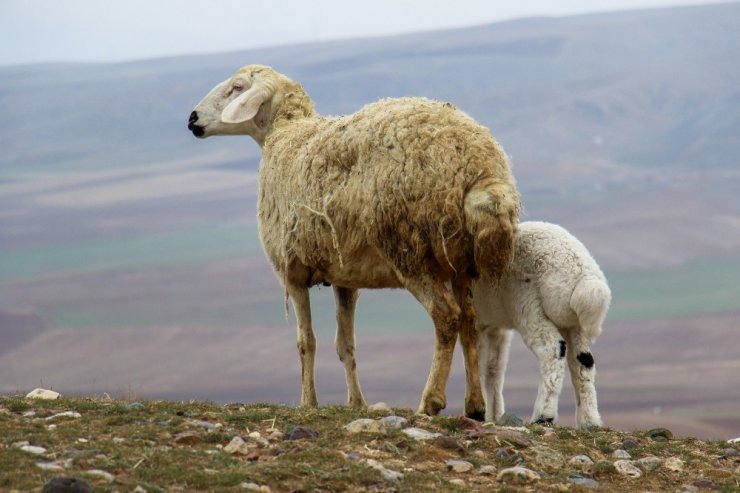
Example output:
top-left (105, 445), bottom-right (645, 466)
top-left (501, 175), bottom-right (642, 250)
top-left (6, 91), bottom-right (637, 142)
top-left (0, 0), bottom-right (728, 66)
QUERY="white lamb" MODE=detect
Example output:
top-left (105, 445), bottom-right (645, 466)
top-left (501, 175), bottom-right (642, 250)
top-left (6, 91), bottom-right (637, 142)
top-left (473, 221), bottom-right (611, 428)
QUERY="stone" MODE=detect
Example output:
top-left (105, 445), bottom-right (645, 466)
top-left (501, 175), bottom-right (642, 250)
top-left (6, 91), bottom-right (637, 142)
top-left (494, 447), bottom-right (518, 463)
top-left (645, 427), bottom-right (673, 441)
top-left (36, 462), bottom-right (66, 472)
top-left (496, 466), bottom-right (540, 485)
top-left (284, 426), bottom-right (319, 440)
top-left (495, 412), bottom-right (524, 427)
top-left (479, 465), bottom-right (497, 475)
top-left (433, 436), bottom-right (465, 455)
top-left (664, 457), bottom-right (685, 472)
top-left (446, 460), bottom-right (474, 473)
top-left (188, 419), bottom-right (217, 431)
top-left (449, 479), bottom-right (466, 487)
top-left (612, 449), bottom-right (632, 459)
top-left (614, 460), bottom-right (642, 478)
top-left (174, 431), bottom-right (201, 445)
top-left (692, 478), bottom-right (719, 490)
top-left (380, 415), bottom-right (408, 429)
top-left (240, 482), bottom-right (271, 492)
top-left (569, 475), bottom-right (600, 489)
top-left (41, 477), bottom-right (92, 493)
top-left (721, 448), bottom-right (739, 458)
top-left (468, 426), bottom-right (534, 447)
top-left (637, 456), bottom-right (662, 472)
top-left (19, 444), bottom-right (47, 455)
top-left (345, 418), bottom-right (386, 434)
top-left (622, 437), bottom-right (640, 450)
top-left (569, 455), bottom-right (595, 469)
top-left (46, 411), bottom-right (82, 421)
top-left (27, 388), bottom-right (61, 400)
top-left (402, 427), bottom-right (441, 441)
top-left (532, 445), bottom-right (565, 470)
top-left (367, 402), bottom-right (392, 413)
top-left (224, 436), bottom-right (253, 454)
top-left (365, 458), bottom-right (404, 482)
top-left (83, 469), bottom-right (115, 484)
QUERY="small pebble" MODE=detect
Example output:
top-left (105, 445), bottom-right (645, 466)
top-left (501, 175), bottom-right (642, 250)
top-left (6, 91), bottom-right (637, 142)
top-left (569, 455), bottom-right (595, 468)
top-left (402, 427), bottom-right (441, 441)
top-left (721, 448), bottom-right (738, 458)
top-left (173, 431), bottom-right (201, 445)
top-left (380, 415), bottom-right (408, 429)
top-left (365, 458), bottom-right (403, 482)
top-left (433, 436), bottom-right (465, 455)
top-left (664, 457), bottom-right (684, 472)
top-left (446, 459), bottom-right (474, 473)
top-left (345, 418), bottom-right (386, 434)
top-left (449, 478), bottom-right (466, 487)
top-left (367, 402), bottom-right (392, 413)
top-left (41, 476), bottom-right (92, 493)
top-left (645, 427), bottom-right (673, 441)
top-left (613, 449), bottom-right (631, 459)
top-left (496, 466), bottom-right (541, 485)
top-left (284, 426), bottom-right (319, 440)
top-left (26, 388), bottom-right (61, 400)
top-left (479, 465), bottom-right (497, 475)
top-left (36, 462), bottom-right (65, 472)
top-left (692, 478), bottom-right (718, 490)
top-left (622, 437), bottom-right (640, 450)
top-left (495, 412), bottom-right (524, 427)
top-left (46, 411), bottom-right (82, 421)
top-left (224, 436), bottom-right (252, 454)
top-left (614, 459), bottom-right (642, 478)
top-left (84, 469), bottom-right (115, 484)
top-left (19, 444), bottom-right (47, 455)
top-left (569, 476), bottom-right (600, 489)
top-left (637, 456), bottom-right (662, 472)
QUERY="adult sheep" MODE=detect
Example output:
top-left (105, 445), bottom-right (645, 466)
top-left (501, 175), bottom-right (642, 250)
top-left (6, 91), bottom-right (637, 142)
top-left (188, 65), bottom-right (520, 418)
top-left (473, 221), bottom-right (611, 428)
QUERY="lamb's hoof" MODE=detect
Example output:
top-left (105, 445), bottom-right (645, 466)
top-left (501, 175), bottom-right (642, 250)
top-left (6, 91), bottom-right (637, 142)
top-left (534, 416), bottom-right (555, 425)
top-left (466, 408), bottom-right (486, 422)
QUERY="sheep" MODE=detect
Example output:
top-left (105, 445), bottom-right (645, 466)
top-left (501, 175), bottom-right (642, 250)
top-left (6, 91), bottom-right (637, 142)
top-left (472, 221), bottom-right (610, 428)
top-left (188, 64), bottom-right (520, 418)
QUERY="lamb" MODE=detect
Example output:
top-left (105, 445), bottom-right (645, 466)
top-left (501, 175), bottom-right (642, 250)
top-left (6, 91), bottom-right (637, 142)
top-left (188, 65), bottom-right (520, 418)
top-left (472, 221), bottom-right (611, 428)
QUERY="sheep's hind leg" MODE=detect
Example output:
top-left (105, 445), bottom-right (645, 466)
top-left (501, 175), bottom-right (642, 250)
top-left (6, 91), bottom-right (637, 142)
top-left (520, 318), bottom-right (566, 424)
top-left (402, 276), bottom-right (460, 416)
top-left (287, 283), bottom-right (318, 407)
top-left (333, 286), bottom-right (366, 408)
top-left (564, 329), bottom-right (602, 428)
top-left (452, 276), bottom-right (486, 421)
top-left (479, 326), bottom-right (513, 422)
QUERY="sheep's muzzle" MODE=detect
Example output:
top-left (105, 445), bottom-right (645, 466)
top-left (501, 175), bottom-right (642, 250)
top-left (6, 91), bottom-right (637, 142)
top-left (188, 111), bottom-right (205, 137)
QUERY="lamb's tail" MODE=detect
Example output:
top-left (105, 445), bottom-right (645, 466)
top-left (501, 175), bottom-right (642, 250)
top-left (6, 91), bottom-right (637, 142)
top-left (463, 177), bottom-right (520, 280)
top-left (570, 276), bottom-right (611, 343)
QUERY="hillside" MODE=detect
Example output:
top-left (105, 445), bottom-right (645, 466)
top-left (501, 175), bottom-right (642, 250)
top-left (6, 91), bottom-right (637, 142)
top-left (1, 395), bottom-right (739, 492)
top-left (1, 3), bottom-right (739, 444)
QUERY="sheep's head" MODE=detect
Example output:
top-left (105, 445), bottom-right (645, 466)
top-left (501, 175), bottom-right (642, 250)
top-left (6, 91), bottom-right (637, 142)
top-left (188, 64), bottom-right (312, 146)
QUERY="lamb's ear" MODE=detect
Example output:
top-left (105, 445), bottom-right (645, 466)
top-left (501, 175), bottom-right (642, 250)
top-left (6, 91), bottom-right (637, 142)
top-left (221, 85), bottom-right (271, 124)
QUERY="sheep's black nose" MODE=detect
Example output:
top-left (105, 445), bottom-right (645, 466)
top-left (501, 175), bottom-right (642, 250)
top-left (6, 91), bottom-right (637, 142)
top-left (189, 111), bottom-right (199, 124)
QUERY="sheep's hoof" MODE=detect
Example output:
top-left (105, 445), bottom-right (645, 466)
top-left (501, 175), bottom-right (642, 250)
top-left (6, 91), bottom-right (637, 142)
top-left (418, 396), bottom-right (446, 416)
top-left (534, 416), bottom-right (555, 425)
top-left (466, 408), bottom-right (486, 422)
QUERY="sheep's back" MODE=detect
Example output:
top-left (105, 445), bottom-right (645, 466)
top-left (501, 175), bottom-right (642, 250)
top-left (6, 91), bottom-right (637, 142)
top-left (259, 98), bottom-right (515, 281)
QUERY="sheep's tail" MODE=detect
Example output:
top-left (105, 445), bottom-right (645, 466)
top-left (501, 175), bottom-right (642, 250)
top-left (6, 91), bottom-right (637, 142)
top-left (463, 177), bottom-right (520, 280)
top-left (570, 276), bottom-right (612, 343)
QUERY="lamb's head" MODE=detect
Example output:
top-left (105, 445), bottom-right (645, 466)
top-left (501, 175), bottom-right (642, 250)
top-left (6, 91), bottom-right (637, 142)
top-left (188, 64), bottom-right (313, 145)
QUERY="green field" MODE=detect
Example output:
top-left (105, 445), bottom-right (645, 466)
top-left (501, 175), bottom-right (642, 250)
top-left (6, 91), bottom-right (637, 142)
top-left (2, 225), bottom-right (739, 332)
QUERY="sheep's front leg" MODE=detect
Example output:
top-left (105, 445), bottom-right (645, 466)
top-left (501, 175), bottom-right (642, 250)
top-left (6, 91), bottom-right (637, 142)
top-left (453, 276), bottom-right (486, 421)
top-left (564, 330), bottom-right (603, 428)
top-left (403, 276), bottom-right (460, 416)
top-left (479, 326), bottom-right (513, 422)
top-left (287, 283), bottom-right (318, 407)
top-left (333, 286), bottom-right (366, 408)
top-left (520, 318), bottom-right (566, 424)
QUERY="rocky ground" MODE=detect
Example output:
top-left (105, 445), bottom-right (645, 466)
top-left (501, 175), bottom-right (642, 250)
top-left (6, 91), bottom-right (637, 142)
top-left (1, 391), bottom-right (738, 492)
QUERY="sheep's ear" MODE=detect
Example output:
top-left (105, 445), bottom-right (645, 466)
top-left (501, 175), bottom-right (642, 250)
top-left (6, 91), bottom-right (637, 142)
top-left (221, 85), bottom-right (271, 124)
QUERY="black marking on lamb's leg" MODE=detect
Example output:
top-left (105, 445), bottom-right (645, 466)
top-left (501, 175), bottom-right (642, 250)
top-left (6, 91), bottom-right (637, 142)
top-left (577, 352), bottom-right (595, 369)
top-left (534, 416), bottom-right (555, 424)
top-left (559, 340), bottom-right (566, 359)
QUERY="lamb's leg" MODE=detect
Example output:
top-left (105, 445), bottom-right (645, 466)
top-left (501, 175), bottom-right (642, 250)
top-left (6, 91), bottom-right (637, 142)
top-left (402, 276), bottom-right (461, 416)
top-left (564, 329), bottom-right (603, 428)
top-left (520, 318), bottom-right (566, 424)
top-left (287, 283), bottom-right (318, 407)
top-left (452, 276), bottom-right (486, 421)
top-left (479, 326), bottom-right (513, 422)
top-left (333, 286), bottom-right (366, 408)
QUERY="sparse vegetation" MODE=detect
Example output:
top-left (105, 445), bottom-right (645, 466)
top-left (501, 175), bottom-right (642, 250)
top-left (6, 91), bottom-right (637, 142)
top-left (1, 396), bottom-right (738, 492)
